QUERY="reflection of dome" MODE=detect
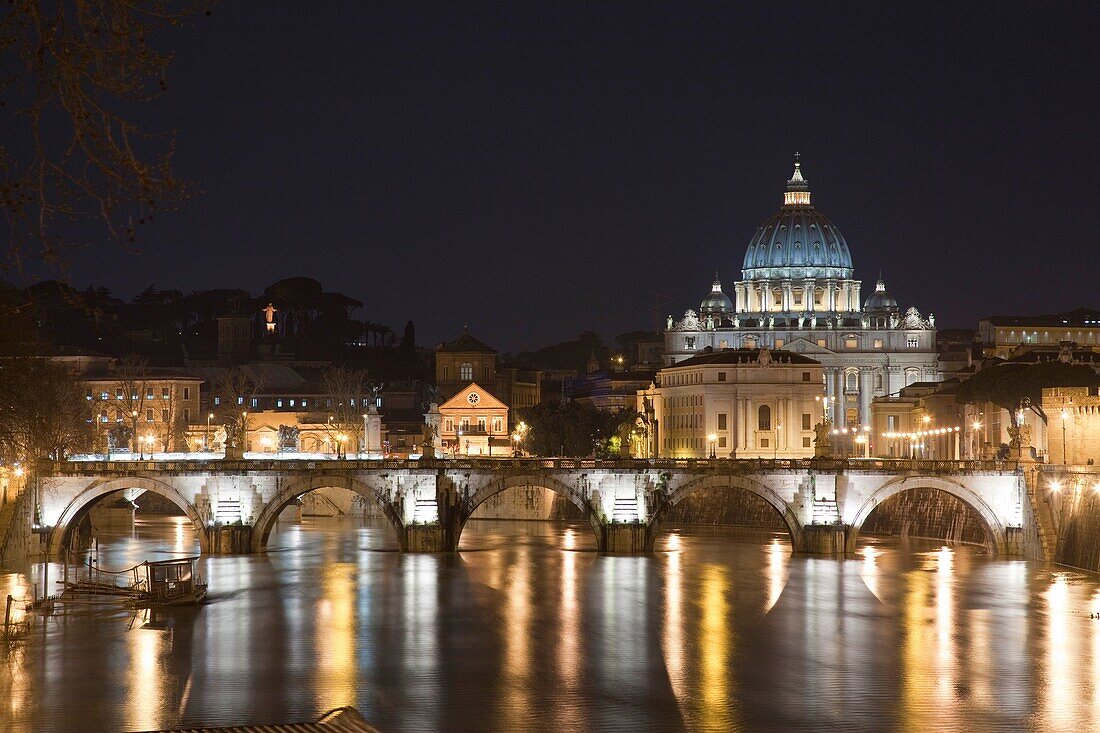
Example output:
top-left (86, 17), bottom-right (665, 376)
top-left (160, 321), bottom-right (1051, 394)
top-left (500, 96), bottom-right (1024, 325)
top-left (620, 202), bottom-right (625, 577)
top-left (700, 276), bottom-right (733, 317)
top-left (863, 277), bottom-right (899, 312)
top-left (741, 158), bottom-right (853, 280)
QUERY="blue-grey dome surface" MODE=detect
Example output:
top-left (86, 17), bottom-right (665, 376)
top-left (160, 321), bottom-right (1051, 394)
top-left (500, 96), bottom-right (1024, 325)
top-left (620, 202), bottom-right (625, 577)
top-left (700, 277), bottom-right (734, 316)
top-left (863, 278), bottom-right (899, 312)
top-left (741, 160), bottom-right (854, 280)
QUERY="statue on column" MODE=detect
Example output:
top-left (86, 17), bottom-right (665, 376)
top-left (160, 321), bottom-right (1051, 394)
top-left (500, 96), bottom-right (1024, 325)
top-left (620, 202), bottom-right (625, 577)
top-left (732, 315), bottom-right (740, 328)
top-left (262, 303), bottom-right (277, 334)
top-left (667, 315), bottom-right (674, 330)
top-left (810, 315), bottom-right (817, 329)
top-left (797, 315), bottom-right (805, 329)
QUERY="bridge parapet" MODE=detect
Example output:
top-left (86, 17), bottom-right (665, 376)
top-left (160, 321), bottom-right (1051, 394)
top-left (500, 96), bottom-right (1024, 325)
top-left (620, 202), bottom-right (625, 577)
top-left (13, 458), bottom-right (1030, 561)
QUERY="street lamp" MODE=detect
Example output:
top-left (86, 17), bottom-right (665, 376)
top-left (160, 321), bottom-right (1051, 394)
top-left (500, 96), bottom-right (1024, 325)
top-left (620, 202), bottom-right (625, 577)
top-left (1061, 408), bottom-right (1070, 465)
top-left (206, 412), bottom-right (214, 451)
top-left (707, 433), bottom-right (717, 459)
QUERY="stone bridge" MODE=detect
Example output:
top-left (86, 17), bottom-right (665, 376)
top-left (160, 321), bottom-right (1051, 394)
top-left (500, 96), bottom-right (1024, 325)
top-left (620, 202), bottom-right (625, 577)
top-left (25, 458), bottom-right (1031, 558)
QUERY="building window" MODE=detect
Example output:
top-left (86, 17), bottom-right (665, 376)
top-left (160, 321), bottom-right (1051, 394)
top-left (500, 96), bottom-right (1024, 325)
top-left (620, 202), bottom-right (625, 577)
top-left (477, 417), bottom-right (487, 433)
top-left (145, 409), bottom-right (154, 422)
top-left (803, 437), bottom-right (811, 448)
top-left (183, 387), bottom-right (190, 400)
top-left (719, 340), bottom-right (729, 349)
top-left (718, 413), bottom-right (727, 430)
top-left (460, 418), bottom-right (470, 432)
top-left (845, 408), bottom-right (858, 427)
top-left (161, 409), bottom-right (169, 422)
top-left (289, 399), bottom-right (296, 407)
top-left (719, 437), bottom-right (727, 448)
top-left (685, 337), bottom-right (696, 350)
top-left (484, 365), bottom-right (492, 380)
top-left (816, 339), bottom-right (827, 348)
top-left (492, 417), bottom-right (503, 434)
top-left (444, 365), bottom-right (451, 380)
top-left (214, 397), bottom-right (220, 406)
top-left (873, 339), bottom-right (883, 349)
top-left (758, 404), bottom-right (771, 430)
top-left (251, 398), bottom-right (259, 408)
top-left (874, 373), bottom-right (883, 390)
top-left (277, 399), bottom-right (283, 408)
top-left (718, 372), bottom-right (727, 382)
top-left (905, 370), bottom-right (918, 386)
top-left (237, 396), bottom-right (244, 405)
top-left (744, 338), bottom-right (756, 349)
top-left (184, 409), bottom-right (190, 422)
top-left (146, 388), bottom-right (154, 400)
top-left (802, 413), bottom-right (811, 430)
top-left (802, 371), bottom-right (811, 382)
top-left (161, 387), bottom-right (170, 399)
top-left (887, 415), bottom-right (898, 431)
top-left (460, 362), bottom-right (473, 381)
top-left (116, 388), bottom-right (124, 400)
top-left (845, 372), bottom-right (858, 391)
top-left (844, 338), bottom-right (858, 349)
top-left (445, 419), bottom-right (454, 432)
top-left (906, 335), bottom-right (919, 348)
top-left (760, 437), bottom-right (770, 448)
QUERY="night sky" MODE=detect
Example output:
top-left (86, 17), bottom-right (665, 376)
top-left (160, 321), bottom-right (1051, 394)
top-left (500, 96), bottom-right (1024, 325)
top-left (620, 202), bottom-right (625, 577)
top-left (57, 2), bottom-right (1100, 352)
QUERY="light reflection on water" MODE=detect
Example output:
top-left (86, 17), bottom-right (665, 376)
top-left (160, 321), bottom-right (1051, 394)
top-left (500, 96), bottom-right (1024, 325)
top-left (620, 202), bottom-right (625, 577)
top-left (2, 517), bottom-right (1100, 732)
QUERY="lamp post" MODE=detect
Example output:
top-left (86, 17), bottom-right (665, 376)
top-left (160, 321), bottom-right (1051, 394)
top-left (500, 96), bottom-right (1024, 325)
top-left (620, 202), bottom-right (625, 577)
top-left (1061, 408), bottom-right (1069, 465)
top-left (242, 411), bottom-right (249, 455)
top-left (206, 412), bottom-right (214, 452)
top-left (707, 433), bottom-right (717, 459)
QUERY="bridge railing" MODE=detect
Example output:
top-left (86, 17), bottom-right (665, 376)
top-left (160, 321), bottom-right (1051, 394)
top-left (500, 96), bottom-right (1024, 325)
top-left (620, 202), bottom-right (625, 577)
top-left (38, 457), bottom-right (1020, 475)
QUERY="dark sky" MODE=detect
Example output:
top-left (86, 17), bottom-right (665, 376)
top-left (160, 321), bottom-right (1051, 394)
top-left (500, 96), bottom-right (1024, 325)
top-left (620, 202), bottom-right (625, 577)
top-left (60, 2), bottom-right (1100, 352)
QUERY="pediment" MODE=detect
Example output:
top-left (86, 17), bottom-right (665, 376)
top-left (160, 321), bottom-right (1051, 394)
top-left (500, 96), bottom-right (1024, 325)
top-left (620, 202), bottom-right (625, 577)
top-left (440, 382), bottom-right (508, 410)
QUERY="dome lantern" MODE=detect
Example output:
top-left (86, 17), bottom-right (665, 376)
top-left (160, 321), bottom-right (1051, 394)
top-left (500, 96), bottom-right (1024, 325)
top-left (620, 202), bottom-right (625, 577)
top-left (784, 153), bottom-right (811, 207)
top-left (699, 272), bottom-right (733, 318)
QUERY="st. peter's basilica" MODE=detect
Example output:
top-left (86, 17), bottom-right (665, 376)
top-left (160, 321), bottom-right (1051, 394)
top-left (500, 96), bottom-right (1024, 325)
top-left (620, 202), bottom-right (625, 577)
top-left (663, 157), bottom-right (940, 428)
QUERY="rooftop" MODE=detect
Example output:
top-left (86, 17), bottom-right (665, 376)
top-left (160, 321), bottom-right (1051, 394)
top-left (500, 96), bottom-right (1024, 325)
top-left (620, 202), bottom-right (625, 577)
top-left (670, 347), bottom-right (821, 368)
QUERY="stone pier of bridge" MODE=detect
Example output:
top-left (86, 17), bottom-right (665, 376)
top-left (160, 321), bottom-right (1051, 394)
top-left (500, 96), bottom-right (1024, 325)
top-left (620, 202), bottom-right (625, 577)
top-left (0, 458), bottom-right (1037, 563)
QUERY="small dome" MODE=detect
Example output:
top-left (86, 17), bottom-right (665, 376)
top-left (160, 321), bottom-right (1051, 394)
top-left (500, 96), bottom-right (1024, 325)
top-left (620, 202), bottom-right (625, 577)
top-left (700, 276), bottom-right (733, 317)
top-left (863, 277), bottom-right (899, 312)
top-left (741, 156), bottom-right (854, 280)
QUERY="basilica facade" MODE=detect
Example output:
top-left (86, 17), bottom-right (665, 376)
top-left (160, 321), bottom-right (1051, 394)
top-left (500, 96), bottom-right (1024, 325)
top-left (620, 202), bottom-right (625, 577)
top-left (664, 158), bottom-right (940, 428)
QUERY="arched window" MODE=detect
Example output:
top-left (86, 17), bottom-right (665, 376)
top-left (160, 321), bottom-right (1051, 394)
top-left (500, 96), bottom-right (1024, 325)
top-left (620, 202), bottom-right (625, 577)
top-left (459, 362), bottom-right (473, 381)
top-left (874, 373), bottom-right (883, 390)
top-left (845, 371), bottom-right (858, 391)
top-left (905, 369), bottom-right (918, 386)
top-left (758, 404), bottom-right (771, 430)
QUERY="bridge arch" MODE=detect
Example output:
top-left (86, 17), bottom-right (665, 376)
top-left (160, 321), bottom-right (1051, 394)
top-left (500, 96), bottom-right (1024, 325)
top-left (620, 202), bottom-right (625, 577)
top-left (845, 475), bottom-right (1007, 554)
top-left (48, 476), bottom-right (208, 556)
top-left (251, 474), bottom-right (404, 552)
top-left (649, 474), bottom-right (804, 552)
top-left (456, 473), bottom-right (602, 549)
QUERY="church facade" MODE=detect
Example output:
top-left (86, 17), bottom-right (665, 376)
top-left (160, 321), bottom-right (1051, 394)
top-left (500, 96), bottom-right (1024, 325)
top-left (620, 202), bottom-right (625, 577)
top-left (664, 158), bottom-right (940, 427)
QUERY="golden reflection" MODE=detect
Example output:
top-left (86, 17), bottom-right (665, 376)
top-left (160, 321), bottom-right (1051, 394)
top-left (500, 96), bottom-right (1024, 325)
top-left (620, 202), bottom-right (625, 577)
top-left (763, 538), bottom-right (788, 613)
top-left (315, 562), bottom-right (356, 711)
top-left (662, 532), bottom-right (686, 709)
top-left (700, 564), bottom-right (733, 730)
top-left (556, 540), bottom-right (584, 729)
top-left (859, 545), bottom-right (882, 604)
top-left (3, 572), bottom-right (31, 719)
top-left (126, 628), bottom-right (164, 732)
top-left (1045, 573), bottom-right (1071, 730)
top-left (1091, 588), bottom-right (1100, 721)
top-left (503, 547), bottom-right (531, 730)
top-left (899, 548), bottom-right (962, 732)
top-left (173, 516), bottom-right (186, 553)
top-left (563, 527), bottom-right (576, 551)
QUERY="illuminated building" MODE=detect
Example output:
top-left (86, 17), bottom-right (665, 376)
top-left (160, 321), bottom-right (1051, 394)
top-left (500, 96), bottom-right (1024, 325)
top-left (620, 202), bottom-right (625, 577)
top-left (664, 157), bottom-right (940, 427)
top-left (636, 347), bottom-right (824, 458)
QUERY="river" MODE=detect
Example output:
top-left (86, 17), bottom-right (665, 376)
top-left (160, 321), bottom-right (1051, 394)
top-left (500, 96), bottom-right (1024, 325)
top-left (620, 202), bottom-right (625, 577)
top-left (2, 514), bottom-right (1099, 732)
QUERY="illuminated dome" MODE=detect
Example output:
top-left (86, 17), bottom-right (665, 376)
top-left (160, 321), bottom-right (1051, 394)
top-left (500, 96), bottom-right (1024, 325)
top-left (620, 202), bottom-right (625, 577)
top-left (699, 275), bottom-right (733, 317)
top-left (741, 157), bottom-right (854, 280)
top-left (863, 277), bottom-right (899, 313)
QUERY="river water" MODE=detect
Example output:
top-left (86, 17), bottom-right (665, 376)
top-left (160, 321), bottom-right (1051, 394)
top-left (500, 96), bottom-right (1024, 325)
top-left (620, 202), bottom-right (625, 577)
top-left (2, 515), bottom-right (1100, 732)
